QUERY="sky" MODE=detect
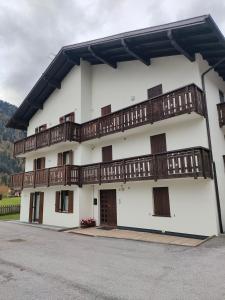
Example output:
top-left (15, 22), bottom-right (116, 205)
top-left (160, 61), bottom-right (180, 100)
top-left (0, 0), bottom-right (225, 106)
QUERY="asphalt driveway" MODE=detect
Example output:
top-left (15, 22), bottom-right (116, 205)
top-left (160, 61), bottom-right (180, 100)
top-left (0, 222), bottom-right (225, 300)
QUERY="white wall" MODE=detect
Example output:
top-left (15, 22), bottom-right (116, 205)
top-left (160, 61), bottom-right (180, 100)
top-left (197, 54), bottom-right (225, 230)
top-left (21, 187), bottom-right (80, 228)
top-left (91, 179), bottom-right (219, 236)
top-left (90, 55), bottom-right (200, 119)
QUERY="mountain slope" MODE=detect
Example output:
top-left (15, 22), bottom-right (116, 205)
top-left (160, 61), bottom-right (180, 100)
top-left (0, 100), bottom-right (25, 185)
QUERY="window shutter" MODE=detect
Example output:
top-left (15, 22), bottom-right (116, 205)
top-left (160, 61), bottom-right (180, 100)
top-left (147, 84), bottom-right (163, 99)
top-left (70, 112), bottom-right (75, 122)
top-left (68, 191), bottom-right (74, 213)
top-left (41, 157), bottom-right (46, 169)
top-left (29, 193), bottom-right (34, 222)
top-left (102, 145), bottom-right (112, 162)
top-left (39, 192), bottom-right (44, 224)
top-left (55, 191), bottom-right (60, 212)
top-left (33, 159), bottom-right (37, 171)
top-left (35, 127), bottom-right (39, 134)
top-left (57, 153), bottom-right (63, 166)
top-left (101, 105), bottom-right (111, 116)
top-left (69, 150), bottom-right (73, 165)
top-left (153, 187), bottom-right (170, 217)
top-left (59, 116), bottom-right (64, 124)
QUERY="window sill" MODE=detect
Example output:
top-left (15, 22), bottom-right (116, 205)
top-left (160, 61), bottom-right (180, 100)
top-left (152, 214), bottom-right (171, 218)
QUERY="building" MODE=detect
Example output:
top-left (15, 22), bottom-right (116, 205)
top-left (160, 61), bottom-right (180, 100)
top-left (7, 15), bottom-right (225, 238)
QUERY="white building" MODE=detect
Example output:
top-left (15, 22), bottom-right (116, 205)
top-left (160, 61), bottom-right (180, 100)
top-left (8, 15), bottom-right (225, 238)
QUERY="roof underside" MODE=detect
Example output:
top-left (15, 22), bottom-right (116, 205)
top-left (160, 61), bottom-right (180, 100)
top-left (8, 15), bottom-right (225, 130)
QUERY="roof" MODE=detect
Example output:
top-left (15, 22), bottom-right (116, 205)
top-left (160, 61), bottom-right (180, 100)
top-left (7, 14), bottom-right (225, 130)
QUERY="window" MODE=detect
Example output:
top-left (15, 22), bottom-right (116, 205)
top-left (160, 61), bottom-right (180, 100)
top-left (35, 124), bottom-right (47, 133)
top-left (147, 84), bottom-right (163, 99)
top-left (219, 90), bottom-right (225, 103)
top-left (153, 187), bottom-right (170, 217)
top-left (57, 150), bottom-right (73, 166)
top-left (101, 105), bottom-right (111, 116)
top-left (59, 112), bottom-right (75, 123)
top-left (33, 157), bottom-right (45, 170)
top-left (102, 145), bottom-right (112, 162)
top-left (55, 191), bottom-right (73, 213)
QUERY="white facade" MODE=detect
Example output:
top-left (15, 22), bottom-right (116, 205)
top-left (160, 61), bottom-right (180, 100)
top-left (19, 53), bottom-right (225, 237)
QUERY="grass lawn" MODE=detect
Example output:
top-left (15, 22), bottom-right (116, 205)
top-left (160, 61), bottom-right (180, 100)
top-left (0, 197), bottom-right (21, 221)
top-left (0, 214), bottom-right (20, 221)
top-left (0, 197), bottom-right (21, 206)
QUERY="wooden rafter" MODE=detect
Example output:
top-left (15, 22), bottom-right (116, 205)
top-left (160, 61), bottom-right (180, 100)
top-left (88, 46), bottom-right (117, 69)
top-left (167, 30), bottom-right (195, 62)
top-left (121, 39), bottom-right (151, 66)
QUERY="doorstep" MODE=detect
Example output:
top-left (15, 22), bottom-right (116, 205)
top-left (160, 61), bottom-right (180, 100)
top-left (67, 227), bottom-right (210, 247)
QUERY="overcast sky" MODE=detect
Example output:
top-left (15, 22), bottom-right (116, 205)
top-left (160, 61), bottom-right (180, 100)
top-left (0, 0), bottom-right (225, 106)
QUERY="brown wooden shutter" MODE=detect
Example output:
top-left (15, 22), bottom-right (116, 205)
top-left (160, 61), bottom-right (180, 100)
top-left (57, 153), bottom-right (63, 166)
top-left (147, 84), bottom-right (163, 99)
top-left (68, 150), bottom-right (73, 165)
top-left (55, 191), bottom-right (60, 212)
top-left (102, 145), bottom-right (112, 162)
top-left (59, 116), bottom-right (64, 124)
top-left (39, 192), bottom-right (44, 224)
top-left (41, 157), bottom-right (46, 169)
top-left (101, 105), bottom-right (111, 116)
top-left (153, 187), bottom-right (170, 217)
top-left (150, 134), bottom-right (167, 154)
top-left (69, 112), bottom-right (75, 122)
top-left (68, 191), bottom-right (74, 213)
top-left (33, 159), bottom-right (37, 171)
top-left (29, 193), bottom-right (34, 222)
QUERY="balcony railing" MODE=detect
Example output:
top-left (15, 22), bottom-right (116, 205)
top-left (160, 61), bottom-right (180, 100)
top-left (11, 147), bottom-right (212, 190)
top-left (217, 102), bottom-right (225, 127)
top-left (13, 84), bottom-right (205, 156)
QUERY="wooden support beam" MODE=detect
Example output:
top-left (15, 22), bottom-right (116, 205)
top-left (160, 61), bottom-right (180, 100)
top-left (88, 45), bottom-right (117, 69)
top-left (121, 39), bottom-right (151, 66)
top-left (43, 76), bottom-right (61, 89)
top-left (167, 30), bottom-right (195, 62)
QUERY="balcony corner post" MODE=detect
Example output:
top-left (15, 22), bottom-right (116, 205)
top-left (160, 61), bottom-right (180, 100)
top-left (33, 171), bottom-right (36, 188)
top-left (99, 164), bottom-right (102, 185)
top-left (154, 155), bottom-right (158, 181)
top-left (123, 159), bottom-right (126, 183)
top-left (192, 149), bottom-right (198, 179)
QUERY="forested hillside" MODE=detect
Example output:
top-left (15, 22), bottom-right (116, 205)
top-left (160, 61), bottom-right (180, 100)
top-left (0, 100), bottom-right (26, 185)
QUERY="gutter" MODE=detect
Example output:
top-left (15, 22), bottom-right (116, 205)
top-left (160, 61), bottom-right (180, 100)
top-left (201, 56), bottom-right (225, 233)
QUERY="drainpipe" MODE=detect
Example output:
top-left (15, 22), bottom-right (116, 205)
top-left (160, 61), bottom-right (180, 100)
top-left (201, 56), bottom-right (225, 233)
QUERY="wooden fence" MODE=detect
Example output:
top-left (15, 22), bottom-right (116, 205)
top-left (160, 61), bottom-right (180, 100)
top-left (0, 205), bottom-right (20, 216)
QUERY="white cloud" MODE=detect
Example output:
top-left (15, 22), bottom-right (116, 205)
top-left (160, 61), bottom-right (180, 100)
top-left (0, 0), bottom-right (225, 106)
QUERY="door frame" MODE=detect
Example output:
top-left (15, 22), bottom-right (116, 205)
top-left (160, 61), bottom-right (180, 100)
top-left (99, 189), bottom-right (117, 227)
top-left (29, 192), bottom-right (44, 224)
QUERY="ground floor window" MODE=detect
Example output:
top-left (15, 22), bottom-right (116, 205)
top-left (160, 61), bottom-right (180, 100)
top-left (55, 191), bottom-right (73, 213)
top-left (153, 187), bottom-right (170, 217)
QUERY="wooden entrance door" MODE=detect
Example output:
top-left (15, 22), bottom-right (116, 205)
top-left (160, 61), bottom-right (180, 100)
top-left (100, 190), bottom-right (117, 226)
top-left (29, 192), bottom-right (44, 224)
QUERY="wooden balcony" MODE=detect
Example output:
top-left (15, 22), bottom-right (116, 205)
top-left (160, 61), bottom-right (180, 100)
top-left (217, 102), bottom-right (225, 127)
top-left (11, 147), bottom-right (212, 190)
top-left (11, 165), bottom-right (80, 190)
top-left (13, 84), bottom-right (205, 156)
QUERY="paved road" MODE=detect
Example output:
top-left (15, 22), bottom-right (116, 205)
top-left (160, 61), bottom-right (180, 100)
top-left (0, 222), bottom-right (225, 300)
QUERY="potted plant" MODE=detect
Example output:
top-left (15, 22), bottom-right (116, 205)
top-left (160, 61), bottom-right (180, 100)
top-left (80, 217), bottom-right (96, 228)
